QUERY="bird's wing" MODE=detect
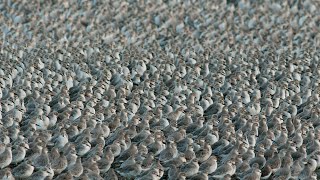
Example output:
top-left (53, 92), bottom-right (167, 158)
top-left (212, 165), bottom-right (229, 175)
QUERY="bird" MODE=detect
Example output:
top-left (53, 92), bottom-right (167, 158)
top-left (25, 166), bottom-right (52, 180)
top-left (163, 153), bottom-right (186, 169)
top-left (136, 168), bottom-right (161, 180)
top-left (203, 100), bottom-right (224, 117)
top-left (190, 172), bottom-right (209, 180)
top-left (55, 171), bottom-right (74, 180)
top-left (97, 150), bottom-right (114, 173)
top-left (184, 144), bottom-right (196, 161)
top-left (0, 168), bottom-right (14, 180)
top-left (249, 149), bottom-right (266, 169)
top-left (12, 160), bottom-right (34, 178)
top-left (120, 155), bottom-right (136, 170)
top-left (242, 166), bottom-right (262, 180)
top-left (0, 144), bottom-right (12, 169)
top-left (180, 158), bottom-right (200, 177)
top-left (168, 164), bottom-right (179, 180)
top-left (210, 159), bottom-right (236, 179)
top-left (76, 139), bottom-right (91, 156)
top-left (0, 0), bottom-right (318, 179)
top-left (195, 141), bottom-right (212, 162)
top-left (11, 142), bottom-right (29, 164)
top-left (158, 141), bottom-right (178, 162)
top-left (298, 158), bottom-right (318, 180)
top-left (51, 151), bottom-right (68, 174)
top-left (260, 164), bottom-right (272, 179)
top-left (272, 163), bottom-right (291, 180)
top-left (265, 149), bottom-right (282, 173)
top-left (116, 161), bottom-right (143, 178)
top-left (31, 147), bottom-right (50, 168)
top-left (147, 136), bottom-right (166, 156)
top-left (67, 157), bottom-right (83, 178)
top-left (116, 143), bottom-right (138, 163)
top-left (290, 159), bottom-right (305, 179)
top-left (104, 168), bottom-right (119, 180)
top-left (199, 156), bottom-right (218, 174)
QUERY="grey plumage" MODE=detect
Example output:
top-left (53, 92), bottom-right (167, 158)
top-left (0, 0), bottom-right (318, 179)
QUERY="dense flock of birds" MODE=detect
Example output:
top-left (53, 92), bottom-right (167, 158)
top-left (0, 0), bottom-right (320, 179)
